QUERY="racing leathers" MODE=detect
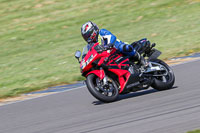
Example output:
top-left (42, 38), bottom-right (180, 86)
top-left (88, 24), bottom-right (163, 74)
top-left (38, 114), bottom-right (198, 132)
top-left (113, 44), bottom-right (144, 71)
top-left (86, 29), bottom-right (148, 66)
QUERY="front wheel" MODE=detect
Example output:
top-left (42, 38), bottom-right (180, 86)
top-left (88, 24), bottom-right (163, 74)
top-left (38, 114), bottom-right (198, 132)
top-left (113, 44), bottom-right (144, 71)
top-left (86, 74), bottom-right (119, 103)
top-left (150, 59), bottom-right (175, 91)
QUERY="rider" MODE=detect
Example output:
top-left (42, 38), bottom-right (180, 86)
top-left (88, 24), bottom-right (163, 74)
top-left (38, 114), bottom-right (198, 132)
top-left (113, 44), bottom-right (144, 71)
top-left (81, 21), bottom-right (149, 66)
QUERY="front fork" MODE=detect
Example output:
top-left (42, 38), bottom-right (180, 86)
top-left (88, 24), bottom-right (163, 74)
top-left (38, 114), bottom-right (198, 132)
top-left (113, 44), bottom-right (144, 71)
top-left (103, 75), bottom-right (108, 86)
top-left (100, 67), bottom-right (109, 86)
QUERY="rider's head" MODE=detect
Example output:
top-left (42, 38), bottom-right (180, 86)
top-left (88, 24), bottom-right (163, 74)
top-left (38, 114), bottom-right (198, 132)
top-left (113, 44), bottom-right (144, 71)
top-left (81, 21), bottom-right (99, 44)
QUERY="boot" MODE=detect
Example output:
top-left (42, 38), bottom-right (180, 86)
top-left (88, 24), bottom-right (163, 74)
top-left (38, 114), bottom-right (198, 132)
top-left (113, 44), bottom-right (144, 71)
top-left (134, 52), bottom-right (148, 68)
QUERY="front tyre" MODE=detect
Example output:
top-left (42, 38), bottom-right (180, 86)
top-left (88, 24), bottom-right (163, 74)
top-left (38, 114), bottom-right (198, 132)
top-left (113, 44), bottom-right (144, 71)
top-left (150, 59), bottom-right (175, 91)
top-left (86, 74), bottom-right (119, 103)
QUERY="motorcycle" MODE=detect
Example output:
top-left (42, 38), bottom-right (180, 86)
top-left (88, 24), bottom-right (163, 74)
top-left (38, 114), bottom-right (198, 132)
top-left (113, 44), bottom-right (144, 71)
top-left (75, 42), bottom-right (175, 103)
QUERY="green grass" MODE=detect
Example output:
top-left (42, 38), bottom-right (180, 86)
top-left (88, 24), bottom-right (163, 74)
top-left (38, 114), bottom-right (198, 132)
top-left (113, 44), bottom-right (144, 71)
top-left (0, 0), bottom-right (200, 98)
top-left (188, 129), bottom-right (200, 133)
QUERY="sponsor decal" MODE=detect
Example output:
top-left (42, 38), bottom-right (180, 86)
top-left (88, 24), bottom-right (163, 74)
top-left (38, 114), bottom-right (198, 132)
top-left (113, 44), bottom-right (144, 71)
top-left (115, 57), bottom-right (123, 62)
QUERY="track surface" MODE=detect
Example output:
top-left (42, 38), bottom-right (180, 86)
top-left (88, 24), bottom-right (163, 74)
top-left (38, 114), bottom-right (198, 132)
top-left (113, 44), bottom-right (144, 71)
top-left (0, 60), bottom-right (200, 133)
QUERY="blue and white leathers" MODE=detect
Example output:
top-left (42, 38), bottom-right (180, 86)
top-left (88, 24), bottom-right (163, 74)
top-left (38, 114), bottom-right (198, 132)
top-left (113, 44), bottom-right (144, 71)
top-left (98, 29), bottom-right (136, 57)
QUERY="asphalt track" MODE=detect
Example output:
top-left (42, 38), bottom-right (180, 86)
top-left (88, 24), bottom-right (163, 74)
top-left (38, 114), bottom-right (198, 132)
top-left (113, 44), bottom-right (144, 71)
top-left (0, 59), bottom-right (200, 133)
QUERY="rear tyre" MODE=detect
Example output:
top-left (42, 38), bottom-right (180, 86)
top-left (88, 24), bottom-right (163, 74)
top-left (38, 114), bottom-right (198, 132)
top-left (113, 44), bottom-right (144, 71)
top-left (86, 74), bottom-right (119, 103)
top-left (150, 59), bottom-right (175, 91)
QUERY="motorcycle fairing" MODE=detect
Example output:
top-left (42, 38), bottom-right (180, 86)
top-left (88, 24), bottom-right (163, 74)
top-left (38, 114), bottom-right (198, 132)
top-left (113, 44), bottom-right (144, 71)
top-left (108, 69), bottom-right (131, 93)
top-left (106, 51), bottom-right (130, 70)
top-left (80, 44), bottom-right (99, 73)
top-left (81, 42), bottom-right (139, 93)
top-left (86, 69), bottom-right (105, 80)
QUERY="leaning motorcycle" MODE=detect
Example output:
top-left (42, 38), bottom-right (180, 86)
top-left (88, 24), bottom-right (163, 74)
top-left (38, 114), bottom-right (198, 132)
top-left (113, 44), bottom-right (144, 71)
top-left (75, 42), bottom-right (175, 103)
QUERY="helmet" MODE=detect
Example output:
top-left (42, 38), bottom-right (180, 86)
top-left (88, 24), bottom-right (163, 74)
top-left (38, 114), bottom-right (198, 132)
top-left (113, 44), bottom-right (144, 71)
top-left (81, 21), bottom-right (99, 43)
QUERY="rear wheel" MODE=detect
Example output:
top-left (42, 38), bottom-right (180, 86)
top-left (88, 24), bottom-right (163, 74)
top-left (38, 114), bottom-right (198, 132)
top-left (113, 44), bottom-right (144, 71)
top-left (86, 74), bottom-right (119, 103)
top-left (150, 59), bottom-right (175, 91)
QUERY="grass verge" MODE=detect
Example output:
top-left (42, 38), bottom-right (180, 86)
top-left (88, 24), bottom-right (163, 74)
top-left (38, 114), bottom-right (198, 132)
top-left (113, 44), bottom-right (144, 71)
top-left (188, 129), bottom-right (200, 133)
top-left (0, 0), bottom-right (200, 98)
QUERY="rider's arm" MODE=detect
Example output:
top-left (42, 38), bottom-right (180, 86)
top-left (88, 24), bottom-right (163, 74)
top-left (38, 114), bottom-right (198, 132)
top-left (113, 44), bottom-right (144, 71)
top-left (99, 29), bottom-right (136, 56)
top-left (99, 29), bottom-right (116, 46)
top-left (115, 41), bottom-right (136, 56)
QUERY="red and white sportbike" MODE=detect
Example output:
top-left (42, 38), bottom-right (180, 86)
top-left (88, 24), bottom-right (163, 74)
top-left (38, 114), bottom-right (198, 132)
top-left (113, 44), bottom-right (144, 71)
top-left (75, 42), bottom-right (175, 102)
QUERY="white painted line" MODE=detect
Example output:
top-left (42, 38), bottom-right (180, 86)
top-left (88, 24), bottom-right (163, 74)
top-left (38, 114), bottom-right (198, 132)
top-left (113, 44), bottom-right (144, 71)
top-left (170, 58), bottom-right (200, 67)
top-left (0, 86), bottom-right (86, 107)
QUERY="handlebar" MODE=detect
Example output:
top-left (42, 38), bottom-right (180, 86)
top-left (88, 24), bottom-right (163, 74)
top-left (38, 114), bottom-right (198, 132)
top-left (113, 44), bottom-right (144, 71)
top-left (94, 44), bottom-right (112, 53)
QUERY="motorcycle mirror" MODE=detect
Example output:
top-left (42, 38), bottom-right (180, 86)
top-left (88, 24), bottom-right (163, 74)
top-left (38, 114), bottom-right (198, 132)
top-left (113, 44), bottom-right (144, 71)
top-left (75, 50), bottom-right (81, 63)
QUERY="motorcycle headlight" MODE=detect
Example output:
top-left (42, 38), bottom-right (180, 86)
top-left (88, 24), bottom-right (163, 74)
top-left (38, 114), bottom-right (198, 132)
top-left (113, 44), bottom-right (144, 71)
top-left (80, 54), bottom-right (94, 70)
top-left (81, 59), bottom-right (86, 70)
